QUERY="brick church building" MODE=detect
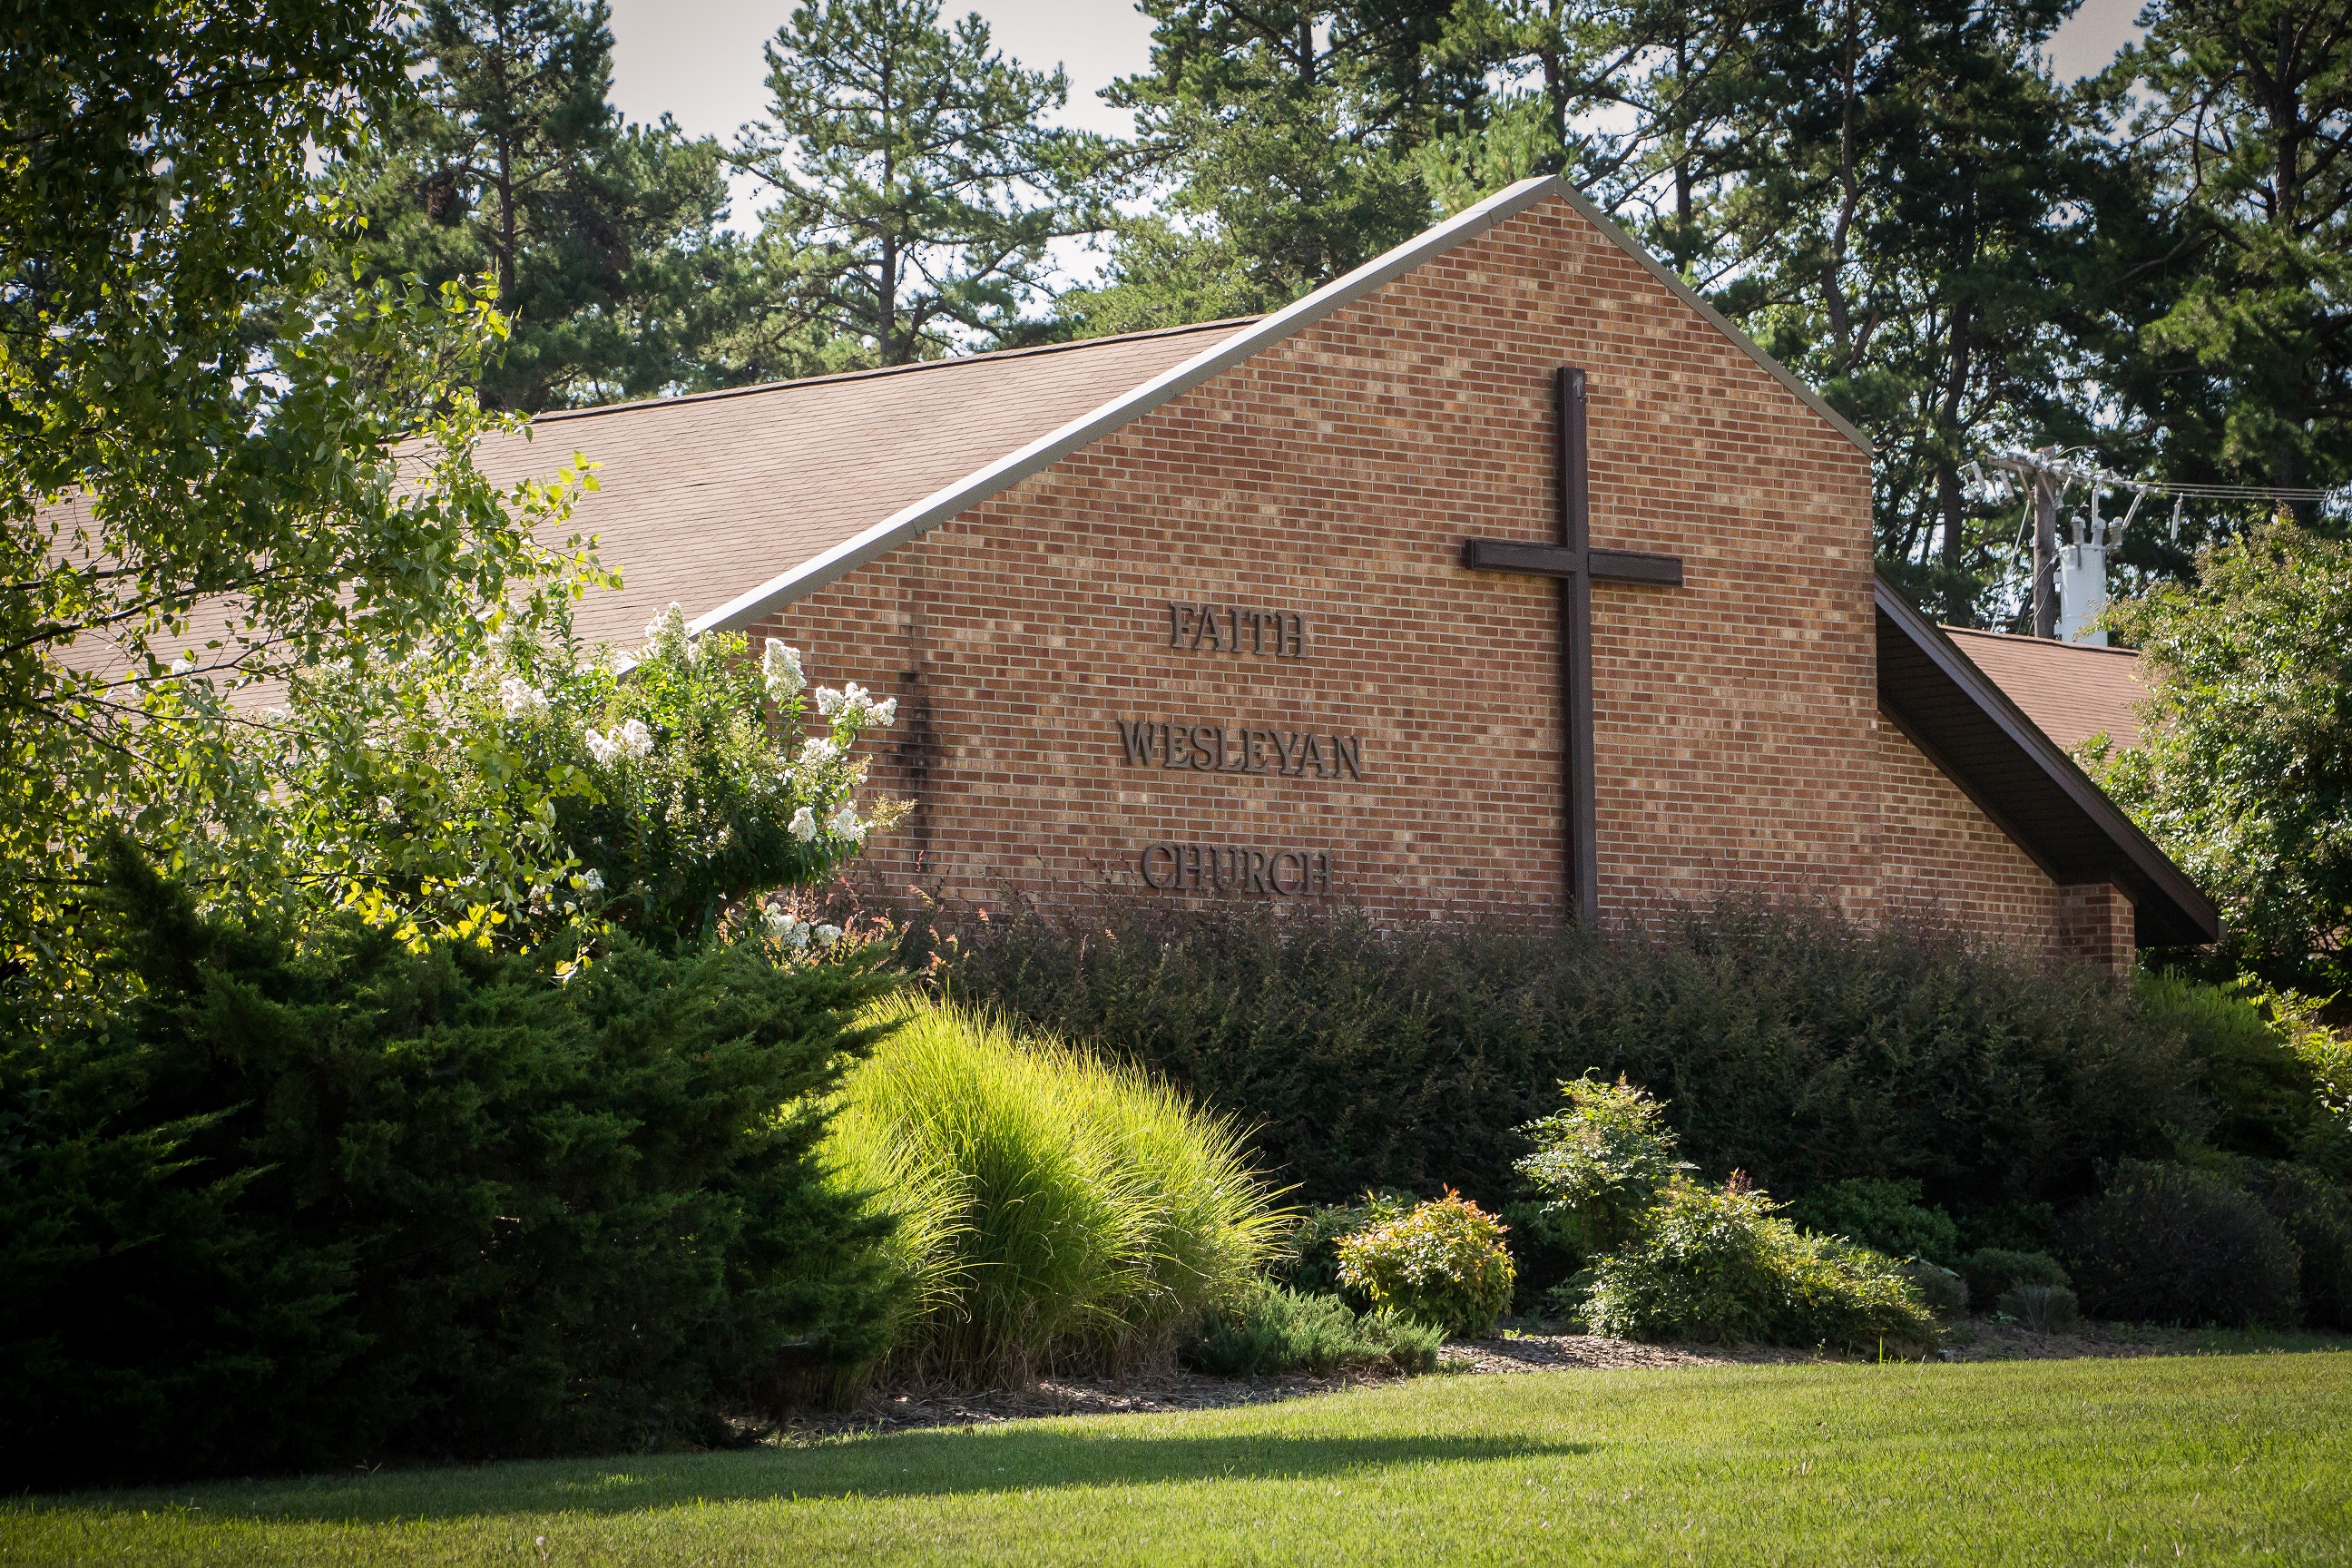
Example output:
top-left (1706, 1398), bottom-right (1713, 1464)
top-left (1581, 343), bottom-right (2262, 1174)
top-left (493, 176), bottom-right (2217, 974)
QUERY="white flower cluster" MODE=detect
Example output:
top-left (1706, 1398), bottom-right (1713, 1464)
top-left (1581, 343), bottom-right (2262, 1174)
top-left (786, 801), bottom-right (866, 844)
top-left (762, 907), bottom-right (842, 951)
top-left (584, 717), bottom-right (654, 766)
top-left (642, 603), bottom-right (697, 664)
top-left (498, 676), bottom-right (551, 720)
top-left (799, 736), bottom-right (840, 767)
top-left (763, 639), bottom-right (805, 702)
top-left (814, 681), bottom-right (897, 730)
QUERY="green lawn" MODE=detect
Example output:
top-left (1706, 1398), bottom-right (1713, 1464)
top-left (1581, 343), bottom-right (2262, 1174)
top-left (7, 1353), bottom-right (2350, 1565)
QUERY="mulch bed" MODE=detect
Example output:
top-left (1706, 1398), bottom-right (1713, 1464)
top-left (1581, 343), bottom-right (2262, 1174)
top-left (769, 1320), bottom-right (2182, 1445)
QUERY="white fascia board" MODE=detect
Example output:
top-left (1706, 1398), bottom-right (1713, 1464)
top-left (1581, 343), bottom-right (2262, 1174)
top-left (691, 173), bottom-right (1866, 637)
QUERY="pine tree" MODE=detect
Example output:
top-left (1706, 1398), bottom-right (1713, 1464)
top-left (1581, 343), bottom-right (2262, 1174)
top-left (2102, 0), bottom-right (2352, 516)
top-left (734, 0), bottom-right (1114, 367)
top-left (1063, 1), bottom-right (1462, 333)
top-left (350, 0), bottom-right (744, 409)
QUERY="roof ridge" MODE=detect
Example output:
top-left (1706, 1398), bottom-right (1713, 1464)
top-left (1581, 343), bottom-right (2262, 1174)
top-left (532, 318), bottom-right (1264, 426)
top-left (1940, 625), bottom-right (2141, 659)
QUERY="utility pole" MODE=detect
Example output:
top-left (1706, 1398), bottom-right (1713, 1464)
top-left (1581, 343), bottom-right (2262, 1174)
top-left (2032, 458), bottom-right (2060, 640)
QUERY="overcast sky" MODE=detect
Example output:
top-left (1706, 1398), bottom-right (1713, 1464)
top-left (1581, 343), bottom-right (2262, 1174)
top-left (606, 0), bottom-right (2151, 226)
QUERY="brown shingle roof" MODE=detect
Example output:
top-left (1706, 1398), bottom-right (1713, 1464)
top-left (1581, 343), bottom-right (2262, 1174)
top-left (476, 319), bottom-right (1257, 653)
top-left (1938, 628), bottom-right (2147, 752)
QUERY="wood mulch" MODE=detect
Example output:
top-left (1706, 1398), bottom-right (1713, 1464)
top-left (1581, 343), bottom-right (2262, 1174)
top-left (767, 1318), bottom-right (2193, 1446)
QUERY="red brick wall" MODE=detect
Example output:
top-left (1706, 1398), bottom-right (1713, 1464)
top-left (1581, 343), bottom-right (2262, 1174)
top-left (750, 193), bottom-right (2096, 961)
top-left (1874, 720), bottom-right (2059, 943)
top-left (2057, 882), bottom-right (2137, 975)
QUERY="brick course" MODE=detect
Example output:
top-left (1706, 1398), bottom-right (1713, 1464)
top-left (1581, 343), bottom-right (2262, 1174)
top-left (750, 196), bottom-right (2120, 968)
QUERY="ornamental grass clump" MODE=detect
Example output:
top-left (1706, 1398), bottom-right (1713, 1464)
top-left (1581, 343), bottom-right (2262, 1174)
top-left (1335, 1191), bottom-right (1515, 1339)
top-left (825, 997), bottom-right (1287, 1384)
top-left (1578, 1175), bottom-right (1935, 1351)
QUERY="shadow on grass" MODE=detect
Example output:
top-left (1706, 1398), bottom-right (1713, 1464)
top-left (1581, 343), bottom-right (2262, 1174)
top-left (48, 1429), bottom-right (1592, 1524)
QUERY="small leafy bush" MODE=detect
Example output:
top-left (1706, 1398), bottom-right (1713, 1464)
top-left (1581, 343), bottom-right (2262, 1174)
top-left (1273, 1191), bottom-right (1416, 1299)
top-left (2062, 1161), bottom-right (2301, 1328)
top-left (1515, 1076), bottom-right (1691, 1255)
top-left (2251, 1164), bottom-right (2352, 1329)
top-left (1336, 1192), bottom-right (1516, 1339)
top-left (1996, 1284), bottom-right (2082, 1333)
top-left (824, 998), bottom-right (1288, 1384)
top-left (1959, 1248), bottom-right (2071, 1308)
top-left (1578, 1177), bottom-right (1936, 1351)
top-left (1182, 1285), bottom-right (1441, 1377)
top-left (1902, 1262), bottom-right (1969, 1317)
top-left (1790, 1178), bottom-right (1960, 1265)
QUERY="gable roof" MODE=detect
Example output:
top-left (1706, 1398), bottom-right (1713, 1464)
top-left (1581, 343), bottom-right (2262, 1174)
top-left (485, 174), bottom-right (1868, 652)
top-left (1941, 626), bottom-right (2146, 751)
top-left (480, 319), bottom-right (1256, 654)
top-left (1874, 575), bottom-right (2217, 946)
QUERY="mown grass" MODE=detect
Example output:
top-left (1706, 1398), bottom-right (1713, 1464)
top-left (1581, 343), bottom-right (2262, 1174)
top-left (8, 1353), bottom-right (2349, 1565)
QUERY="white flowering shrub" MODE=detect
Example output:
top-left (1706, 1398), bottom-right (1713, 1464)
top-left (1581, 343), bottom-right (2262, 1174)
top-left (271, 601), bottom-right (898, 956)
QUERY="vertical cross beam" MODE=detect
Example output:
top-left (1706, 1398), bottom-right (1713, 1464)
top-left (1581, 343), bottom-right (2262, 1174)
top-left (1557, 368), bottom-right (1600, 925)
top-left (1459, 368), bottom-right (1684, 927)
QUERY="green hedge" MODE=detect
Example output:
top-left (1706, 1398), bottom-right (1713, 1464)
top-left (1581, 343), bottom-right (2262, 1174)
top-left (935, 898), bottom-right (2211, 1213)
top-left (0, 849), bottom-right (900, 1488)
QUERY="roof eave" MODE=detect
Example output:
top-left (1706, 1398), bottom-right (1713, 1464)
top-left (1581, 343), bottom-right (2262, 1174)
top-left (1873, 573), bottom-right (2220, 948)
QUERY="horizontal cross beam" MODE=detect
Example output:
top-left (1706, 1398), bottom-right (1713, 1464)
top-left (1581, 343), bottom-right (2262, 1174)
top-left (1458, 538), bottom-right (1685, 586)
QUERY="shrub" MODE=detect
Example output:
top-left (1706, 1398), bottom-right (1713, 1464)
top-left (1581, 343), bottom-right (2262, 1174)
top-left (1959, 1248), bottom-right (2071, 1309)
top-left (1789, 1178), bottom-right (1960, 1265)
top-left (1182, 1285), bottom-right (1442, 1377)
top-left (2134, 972), bottom-right (2318, 1160)
top-left (1272, 1191), bottom-right (1416, 1299)
top-left (2249, 1163), bottom-right (2352, 1330)
top-left (1336, 1192), bottom-right (1516, 1339)
top-left (2062, 1161), bottom-right (2301, 1328)
top-left (1995, 1284), bottom-right (2082, 1333)
top-left (935, 897), bottom-right (2206, 1211)
top-left (1499, 1199), bottom-right (1588, 1312)
top-left (0, 851), bottom-right (901, 1489)
top-left (1903, 1262), bottom-right (1969, 1317)
top-left (824, 998), bottom-right (1287, 1384)
top-left (1577, 1177), bottom-right (1936, 1351)
top-left (1515, 1076), bottom-right (1691, 1255)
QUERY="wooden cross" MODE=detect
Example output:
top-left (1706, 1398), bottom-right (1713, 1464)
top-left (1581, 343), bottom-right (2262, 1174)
top-left (1460, 367), bottom-right (1685, 925)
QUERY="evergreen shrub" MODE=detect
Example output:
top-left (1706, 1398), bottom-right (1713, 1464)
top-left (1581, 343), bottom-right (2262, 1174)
top-left (2251, 1163), bottom-right (2352, 1329)
top-left (1335, 1192), bottom-right (1516, 1339)
top-left (823, 998), bottom-right (1287, 1383)
top-left (1902, 1262), bottom-right (1969, 1317)
top-left (934, 898), bottom-right (2207, 1212)
top-left (1960, 1249), bottom-right (2071, 1310)
top-left (1995, 1284), bottom-right (2082, 1333)
top-left (1181, 1285), bottom-right (1442, 1377)
top-left (1788, 1178), bottom-right (1960, 1265)
top-left (2062, 1161), bottom-right (2301, 1328)
top-left (0, 850), bottom-right (900, 1489)
top-left (1577, 1177), bottom-right (1936, 1351)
